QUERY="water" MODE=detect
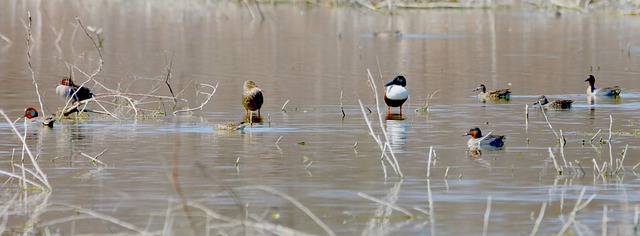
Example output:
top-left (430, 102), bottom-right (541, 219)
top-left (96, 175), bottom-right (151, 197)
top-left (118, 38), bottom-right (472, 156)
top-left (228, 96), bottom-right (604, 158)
top-left (1, 1), bottom-right (640, 235)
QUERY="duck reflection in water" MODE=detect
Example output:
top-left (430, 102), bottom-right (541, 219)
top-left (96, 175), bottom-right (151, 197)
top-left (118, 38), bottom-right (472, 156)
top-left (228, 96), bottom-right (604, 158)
top-left (385, 118), bottom-right (408, 152)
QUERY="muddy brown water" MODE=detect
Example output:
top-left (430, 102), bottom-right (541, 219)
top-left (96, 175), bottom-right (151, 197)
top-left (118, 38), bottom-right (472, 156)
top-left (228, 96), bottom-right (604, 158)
top-left (1, 1), bottom-right (640, 235)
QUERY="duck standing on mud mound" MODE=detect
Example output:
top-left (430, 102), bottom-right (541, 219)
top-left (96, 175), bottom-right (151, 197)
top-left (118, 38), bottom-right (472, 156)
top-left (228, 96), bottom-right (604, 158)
top-left (55, 76), bottom-right (94, 103)
top-left (384, 75), bottom-right (409, 115)
top-left (242, 80), bottom-right (264, 118)
top-left (533, 95), bottom-right (573, 109)
top-left (464, 127), bottom-right (505, 150)
top-left (23, 107), bottom-right (55, 127)
top-left (474, 84), bottom-right (511, 101)
top-left (585, 75), bottom-right (621, 97)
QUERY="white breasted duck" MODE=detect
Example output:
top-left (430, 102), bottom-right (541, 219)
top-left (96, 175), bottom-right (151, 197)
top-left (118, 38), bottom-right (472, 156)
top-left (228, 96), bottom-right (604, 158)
top-left (464, 127), bottom-right (505, 149)
top-left (474, 84), bottom-right (511, 101)
top-left (23, 107), bottom-right (54, 127)
top-left (242, 80), bottom-right (264, 118)
top-left (585, 75), bottom-right (621, 97)
top-left (384, 75), bottom-right (409, 114)
top-left (55, 76), bottom-right (94, 103)
top-left (533, 95), bottom-right (573, 109)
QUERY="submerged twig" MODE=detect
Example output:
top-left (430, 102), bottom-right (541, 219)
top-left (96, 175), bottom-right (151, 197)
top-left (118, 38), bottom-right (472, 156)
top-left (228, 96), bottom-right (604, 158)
top-left (357, 192), bottom-right (414, 218)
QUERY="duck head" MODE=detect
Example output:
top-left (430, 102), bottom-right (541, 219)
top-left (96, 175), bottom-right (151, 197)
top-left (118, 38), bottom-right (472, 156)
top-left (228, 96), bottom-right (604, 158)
top-left (584, 75), bottom-right (596, 87)
top-left (533, 95), bottom-right (548, 106)
top-left (60, 76), bottom-right (74, 86)
top-left (464, 127), bottom-right (483, 138)
top-left (244, 80), bottom-right (258, 90)
top-left (473, 84), bottom-right (486, 93)
top-left (23, 107), bottom-right (38, 119)
top-left (384, 75), bottom-right (407, 87)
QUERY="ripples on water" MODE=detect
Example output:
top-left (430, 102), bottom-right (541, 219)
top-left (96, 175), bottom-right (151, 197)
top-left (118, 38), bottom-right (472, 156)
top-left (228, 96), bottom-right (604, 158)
top-left (1, 1), bottom-right (640, 235)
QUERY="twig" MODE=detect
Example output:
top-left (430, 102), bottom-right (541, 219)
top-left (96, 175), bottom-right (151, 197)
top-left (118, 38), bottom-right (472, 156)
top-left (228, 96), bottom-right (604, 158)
top-left (608, 115), bottom-right (613, 142)
top-left (483, 196), bottom-right (492, 236)
top-left (530, 202), bottom-right (547, 236)
top-left (281, 100), bottom-right (290, 112)
top-left (242, 186), bottom-right (336, 236)
top-left (590, 129), bottom-right (602, 143)
top-left (173, 83), bottom-right (218, 115)
top-left (415, 90), bottom-right (440, 113)
top-left (549, 147), bottom-right (562, 175)
top-left (444, 166), bottom-right (450, 179)
top-left (426, 146), bottom-right (433, 178)
top-left (340, 91), bottom-right (345, 117)
top-left (540, 107), bottom-right (560, 142)
top-left (357, 192), bottom-right (414, 218)
top-left (80, 149), bottom-right (108, 167)
top-left (366, 69), bottom-right (403, 177)
top-left (0, 110), bottom-right (50, 190)
top-left (26, 12), bottom-right (44, 113)
top-left (163, 53), bottom-right (178, 111)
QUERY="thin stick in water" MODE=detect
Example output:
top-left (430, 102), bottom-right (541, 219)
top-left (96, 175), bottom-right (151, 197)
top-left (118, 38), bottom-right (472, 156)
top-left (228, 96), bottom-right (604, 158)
top-left (483, 196), bottom-right (492, 236)
top-left (281, 100), bottom-right (290, 112)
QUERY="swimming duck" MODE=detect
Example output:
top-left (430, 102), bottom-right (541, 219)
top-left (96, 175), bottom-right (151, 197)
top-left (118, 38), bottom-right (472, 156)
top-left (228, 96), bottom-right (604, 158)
top-left (23, 107), bottom-right (54, 127)
top-left (533, 95), bottom-right (573, 109)
top-left (214, 121), bottom-right (246, 131)
top-left (474, 84), bottom-right (511, 100)
top-left (55, 76), bottom-right (94, 103)
top-left (384, 75), bottom-right (409, 114)
top-left (242, 80), bottom-right (264, 118)
top-left (585, 75), bottom-right (621, 97)
top-left (464, 127), bottom-right (505, 149)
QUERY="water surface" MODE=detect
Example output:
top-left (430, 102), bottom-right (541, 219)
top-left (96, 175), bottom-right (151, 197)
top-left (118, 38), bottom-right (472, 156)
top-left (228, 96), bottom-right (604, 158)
top-left (1, 1), bottom-right (640, 235)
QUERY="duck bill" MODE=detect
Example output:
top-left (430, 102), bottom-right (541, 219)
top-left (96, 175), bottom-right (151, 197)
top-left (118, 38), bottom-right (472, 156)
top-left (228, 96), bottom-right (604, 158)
top-left (384, 81), bottom-right (394, 87)
top-left (463, 133), bottom-right (470, 136)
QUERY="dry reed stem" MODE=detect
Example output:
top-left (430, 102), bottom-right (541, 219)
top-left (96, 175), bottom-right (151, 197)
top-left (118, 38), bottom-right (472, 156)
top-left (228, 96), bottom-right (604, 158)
top-left (366, 69), bottom-right (403, 176)
top-left (281, 100), bottom-right (290, 112)
top-left (539, 106), bottom-right (560, 142)
top-left (590, 129), bottom-right (602, 143)
top-left (340, 91), bottom-right (345, 117)
top-left (608, 115), bottom-right (613, 142)
top-left (426, 146), bottom-right (433, 178)
top-left (0, 110), bottom-right (50, 190)
top-left (530, 202), bottom-right (547, 236)
top-left (26, 12), bottom-right (44, 113)
top-left (80, 149), bottom-right (108, 167)
top-left (548, 147), bottom-right (562, 175)
top-left (556, 188), bottom-right (596, 236)
top-left (482, 196), bottom-right (492, 236)
top-left (173, 83), bottom-right (218, 115)
top-left (357, 192), bottom-right (414, 218)
top-left (50, 204), bottom-right (153, 234)
top-left (241, 186), bottom-right (336, 236)
top-left (415, 90), bottom-right (440, 113)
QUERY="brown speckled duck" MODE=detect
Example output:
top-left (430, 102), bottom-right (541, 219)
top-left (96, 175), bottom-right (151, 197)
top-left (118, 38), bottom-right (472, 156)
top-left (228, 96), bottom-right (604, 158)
top-left (242, 80), bottom-right (264, 117)
top-left (533, 95), bottom-right (573, 109)
top-left (474, 84), bottom-right (511, 101)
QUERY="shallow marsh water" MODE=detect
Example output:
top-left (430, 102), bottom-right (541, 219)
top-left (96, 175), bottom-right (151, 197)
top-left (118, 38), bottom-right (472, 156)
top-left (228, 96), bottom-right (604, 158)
top-left (1, 1), bottom-right (640, 235)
